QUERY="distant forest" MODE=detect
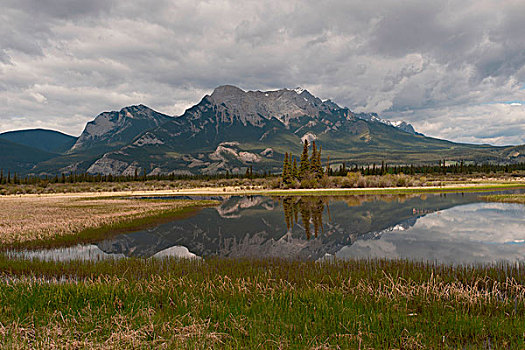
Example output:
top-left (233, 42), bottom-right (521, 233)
top-left (0, 141), bottom-right (524, 186)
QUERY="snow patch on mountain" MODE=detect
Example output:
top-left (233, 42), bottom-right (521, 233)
top-left (354, 113), bottom-right (418, 134)
top-left (301, 132), bottom-right (317, 144)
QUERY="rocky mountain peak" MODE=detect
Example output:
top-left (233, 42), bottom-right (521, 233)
top-left (210, 85), bottom-right (245, 101)
top-left (70, 104), bottom-right (172, 153)
top-left (203, 85), bottom-right (341, 126)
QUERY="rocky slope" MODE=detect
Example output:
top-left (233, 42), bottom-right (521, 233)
top-left (29, 105), bottom-right (173, 175)
top-left (70, 104), bottom-right (172, 154)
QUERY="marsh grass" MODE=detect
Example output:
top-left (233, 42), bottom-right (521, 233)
top-left (0, 257), bottom-right (524, 348)
top-left (0, 196), bottom-right (217, 250)
top-left (481, 193), bottom-right (525, 204)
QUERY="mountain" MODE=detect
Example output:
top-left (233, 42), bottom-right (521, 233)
top-left (354, 113), bottom-right (419, 135)
top-left (0, 128), bottom-right (77, 154)
top-left (82, 86), bottom-right (523, 175)
top-left (5, 85), bottom-right (524, 176)
top-left (0, 139), bottom-right (56, 174)
top-left (69, 104), bottom-right (173, 154)
top-left (29, 105), bottom-right (174, 175)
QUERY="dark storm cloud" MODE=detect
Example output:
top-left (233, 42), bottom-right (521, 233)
top-left (1, 0), bottom-right (524, 144)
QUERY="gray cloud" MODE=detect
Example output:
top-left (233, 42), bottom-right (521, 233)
top-left (0, 0), bottom-right (524, 145)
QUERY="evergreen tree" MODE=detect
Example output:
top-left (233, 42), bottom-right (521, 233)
top-left (316, 145), bottom-right (324, 178)
top-left (282, 152), bottom-right (292, 185)
top-left (299, 140), bottom-right (310, 180)
top-left (291, 156), bottom-right (298, 180)
top-left (310, 141), bottom-right (320, 179)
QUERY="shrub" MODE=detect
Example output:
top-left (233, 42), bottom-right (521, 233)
top-left (319, 176), bottom-right (332, 188)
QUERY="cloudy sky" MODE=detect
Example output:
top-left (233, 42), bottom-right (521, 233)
top-left (1, 0), bottom-right (524, 145)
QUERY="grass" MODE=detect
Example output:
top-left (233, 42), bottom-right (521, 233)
top-left (481, 193), bottom-right (525, 204)
top-left (0, 195), bottom-right (217, 250)
top-left (0, 257), bottom-right (524, 348)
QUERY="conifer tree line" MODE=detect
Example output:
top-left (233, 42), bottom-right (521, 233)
top-left (282, 140), bottom-right (326, 187)
top-left (0, 168), bottom-right (272, 185)
top-left (327, 161), bottom-right (525, 176)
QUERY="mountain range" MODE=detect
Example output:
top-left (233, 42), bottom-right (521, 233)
top-left (1, 85), bottom-right (524, 176)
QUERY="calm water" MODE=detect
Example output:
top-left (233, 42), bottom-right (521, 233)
top-left (7, 190), bottom-right (525, 264)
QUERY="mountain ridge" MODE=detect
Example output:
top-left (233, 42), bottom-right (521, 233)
top-left (0, 128), bottom-right (77, 154)
top-left (70, 104), bottom-right (173, 154)
top-left (0, 139), bottom-right (57, 174)
top-left (2, 85), bottom-right (524, 176)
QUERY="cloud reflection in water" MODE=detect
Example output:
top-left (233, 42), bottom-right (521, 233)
top-left (336, 203), bottom-right (525, 264)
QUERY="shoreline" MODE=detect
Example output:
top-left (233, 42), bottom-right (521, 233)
top-left (1, 181), bottom-right (523, 199)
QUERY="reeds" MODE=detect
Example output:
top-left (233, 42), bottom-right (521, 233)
top-left (0, 257), bottom-right (524, 348)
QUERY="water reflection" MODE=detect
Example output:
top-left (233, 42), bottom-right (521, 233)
top-left (6, 244), bottom-right (199, 262)
top-left (335, 202), bottom-right (525, 264)
top-left (5, 190), bottom-right (524, 264)
top-left (281, 196), bottom-right (328, 239)
top-left (6, 244), bottom-right (125, 262)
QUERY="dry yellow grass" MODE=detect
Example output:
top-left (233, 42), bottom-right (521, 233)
top-left (0, 195), bottom-right (213, 246)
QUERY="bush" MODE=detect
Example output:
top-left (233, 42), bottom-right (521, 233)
top-left (319, 176), bottom-right (332, 188)
top-left (300, 176), bottom-right (318, 189)
top-left (357, 176), bottom-right (367, 188)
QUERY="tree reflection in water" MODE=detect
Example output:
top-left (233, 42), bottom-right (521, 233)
top-left (281, 197), bottom-right (329, 239)
top-left (280, 194), bottom-right (422, 240)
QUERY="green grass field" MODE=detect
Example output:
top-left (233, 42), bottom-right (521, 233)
top-left (0, 257), bottom-right (524, 348)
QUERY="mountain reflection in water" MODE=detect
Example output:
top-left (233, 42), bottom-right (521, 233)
top-left (93, 191), bottom-right (523, 262)
top-left (7, 190), bottom-right (524, 264)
